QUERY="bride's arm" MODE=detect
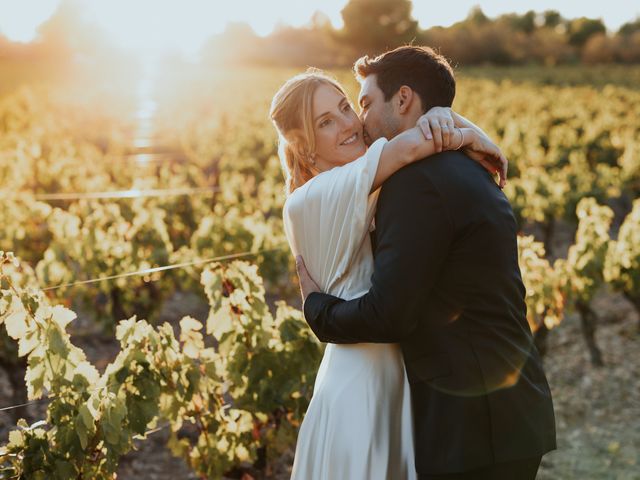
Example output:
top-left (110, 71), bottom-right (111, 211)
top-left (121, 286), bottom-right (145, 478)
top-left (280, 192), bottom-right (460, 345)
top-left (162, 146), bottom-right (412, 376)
top-left (372, 123), bottom-right (506, 192)
top-left (417, 107), bottom-right (508, 188)
top-left (372, 125), bottom-right (476, 192)
top-left (419, 106), bottom-right (490, 142)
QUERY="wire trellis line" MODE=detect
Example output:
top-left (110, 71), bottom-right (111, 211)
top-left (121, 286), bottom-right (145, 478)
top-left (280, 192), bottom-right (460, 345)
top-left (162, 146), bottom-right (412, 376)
top-left (0, 381), bottom-right (119, 413)
top-left (0, 399), bottom-right (44, 413)
top-left (1, 186), bottom-right (220, 201)
top-left (0, 246), bottom-right (288, 413)
top-left (41, 247), bottom-right (284, 291)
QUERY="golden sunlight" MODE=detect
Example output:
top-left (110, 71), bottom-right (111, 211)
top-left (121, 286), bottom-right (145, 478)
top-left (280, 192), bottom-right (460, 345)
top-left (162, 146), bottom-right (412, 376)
top-left (0, 0), bottom-right (60, 42)
top-left (3, 0), bottom-right (347, 58)
top-left (80, 0), bottom-right (219, 57)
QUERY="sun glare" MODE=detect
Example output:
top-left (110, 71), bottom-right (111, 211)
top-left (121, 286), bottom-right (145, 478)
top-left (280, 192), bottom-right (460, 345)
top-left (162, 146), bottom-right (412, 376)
top-left (0, 0), bottom-right (60, 43)
top-left (79, 0), bottom-right (347, 58)
top-left (1, 0), bottom-right (349, 59)
top-left (80, 0), bottom-right (220, 58)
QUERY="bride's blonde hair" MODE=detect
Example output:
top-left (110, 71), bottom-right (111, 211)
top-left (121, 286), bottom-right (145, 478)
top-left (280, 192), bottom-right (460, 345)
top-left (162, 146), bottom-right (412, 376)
top-left (270, 69), bottom-right (349, 195)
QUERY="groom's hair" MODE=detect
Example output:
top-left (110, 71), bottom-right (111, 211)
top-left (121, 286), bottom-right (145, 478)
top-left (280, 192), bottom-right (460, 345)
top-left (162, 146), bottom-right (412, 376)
top-left (354, 45), bottom-right (455, 113)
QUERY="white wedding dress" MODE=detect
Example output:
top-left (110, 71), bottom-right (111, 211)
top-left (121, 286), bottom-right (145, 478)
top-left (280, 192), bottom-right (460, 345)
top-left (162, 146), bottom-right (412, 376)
top-left (283, 138), bottom-right (416, 480)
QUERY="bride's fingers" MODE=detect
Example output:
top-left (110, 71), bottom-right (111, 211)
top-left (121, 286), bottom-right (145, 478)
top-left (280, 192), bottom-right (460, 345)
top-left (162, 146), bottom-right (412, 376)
top-left (429, 118), bottom-right (443, 152)
top-left (441, 121), bottom-right (451, 148)
top-left (417, 117), bottom-right (432, 140)
top-left (475, 157), bottom-right (495, 174)
top-left (446, 118), bottom-right (455, 136)
top-left (486, 152), bottom-right (508, 189)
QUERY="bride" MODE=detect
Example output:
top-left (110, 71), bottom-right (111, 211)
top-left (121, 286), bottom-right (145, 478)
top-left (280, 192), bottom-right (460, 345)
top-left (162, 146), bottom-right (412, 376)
top-left (269, 70), bottom-right (505, 479)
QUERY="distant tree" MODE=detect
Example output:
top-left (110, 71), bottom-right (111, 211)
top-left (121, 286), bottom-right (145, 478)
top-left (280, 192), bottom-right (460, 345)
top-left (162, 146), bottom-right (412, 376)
top-left (615, 31), bottom-right (640, 63)
top-left (467, 6), bottom-right (490, 26)
top-left (309, 11), bottom-right (333, 30)
top-left (542, 10), bottom-right (563, 28)
top-left (340, 0), bottom-right (419, 55)
top-left (618, 18), bottom-right (640, 36)
top-left (264, 24), bottom-right (344, 68)
top-left (567, 17), bottom-right (607, 47)
top-left (201, 23), bottom-right (260, 65)
top-left (504, 10), bottom-right (536, 34)
top-left (529, 27), bottom-right (575, 65)
top-left (582, 33), bottom-right (616, 64)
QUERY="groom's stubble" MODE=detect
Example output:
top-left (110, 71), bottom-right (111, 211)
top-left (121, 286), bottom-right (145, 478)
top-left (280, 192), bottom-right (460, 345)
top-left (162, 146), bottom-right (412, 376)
top-left (358, 75), bottom-right (423, 144)
top-left (360, 92), bottom-right (403, 145)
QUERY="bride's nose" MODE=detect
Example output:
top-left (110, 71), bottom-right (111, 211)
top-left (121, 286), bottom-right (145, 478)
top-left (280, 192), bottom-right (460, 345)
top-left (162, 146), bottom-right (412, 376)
top-left (339, 112), bottom-right (358, 132)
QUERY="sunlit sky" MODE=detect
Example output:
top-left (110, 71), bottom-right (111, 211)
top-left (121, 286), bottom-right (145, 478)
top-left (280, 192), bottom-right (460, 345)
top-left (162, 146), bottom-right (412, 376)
top-left (0, 0), bottom-right (638, 56)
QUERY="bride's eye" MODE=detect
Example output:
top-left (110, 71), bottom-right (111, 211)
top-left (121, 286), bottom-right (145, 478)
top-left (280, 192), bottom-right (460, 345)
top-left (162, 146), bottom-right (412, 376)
top-left (342, 103), bottom-right (352, 113)
top-left (319, 118), bottom-right (331, 128)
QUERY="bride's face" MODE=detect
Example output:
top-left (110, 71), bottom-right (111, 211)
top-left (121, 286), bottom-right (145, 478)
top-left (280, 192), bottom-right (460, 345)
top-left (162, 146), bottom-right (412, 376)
top-left (312, 84), bottom-right (366, 171)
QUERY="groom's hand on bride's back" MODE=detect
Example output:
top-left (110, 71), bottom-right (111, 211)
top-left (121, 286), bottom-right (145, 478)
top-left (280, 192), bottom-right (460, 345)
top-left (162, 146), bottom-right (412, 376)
top-left (295, 255), bottom-right (320, 303)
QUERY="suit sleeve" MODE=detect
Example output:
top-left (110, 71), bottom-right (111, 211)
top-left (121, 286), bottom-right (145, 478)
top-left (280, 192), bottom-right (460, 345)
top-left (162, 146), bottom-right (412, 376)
top-left (303, 164), bottom-right (454, 343)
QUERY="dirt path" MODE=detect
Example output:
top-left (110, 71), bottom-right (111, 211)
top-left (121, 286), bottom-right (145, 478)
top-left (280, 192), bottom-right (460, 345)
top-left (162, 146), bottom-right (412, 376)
top-left (537, 290), bottom-right (640, 480)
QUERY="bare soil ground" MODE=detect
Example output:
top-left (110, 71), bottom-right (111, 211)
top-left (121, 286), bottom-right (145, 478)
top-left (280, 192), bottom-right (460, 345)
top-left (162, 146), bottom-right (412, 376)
top-left (537, 290), bottom-right (640, 480)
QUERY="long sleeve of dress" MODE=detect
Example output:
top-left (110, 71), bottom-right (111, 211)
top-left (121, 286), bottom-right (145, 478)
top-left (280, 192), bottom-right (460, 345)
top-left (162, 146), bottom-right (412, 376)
top-left (282, 137), bottom-right (387, 297)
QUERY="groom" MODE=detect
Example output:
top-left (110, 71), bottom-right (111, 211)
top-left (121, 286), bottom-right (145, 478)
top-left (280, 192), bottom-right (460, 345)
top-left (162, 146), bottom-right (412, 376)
top-left (295, 46), bottom-right (556, 479)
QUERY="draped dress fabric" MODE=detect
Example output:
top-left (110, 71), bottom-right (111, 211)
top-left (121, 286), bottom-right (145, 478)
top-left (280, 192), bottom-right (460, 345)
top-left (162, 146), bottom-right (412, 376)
top-left (283, 138), bottom-right (416, 480)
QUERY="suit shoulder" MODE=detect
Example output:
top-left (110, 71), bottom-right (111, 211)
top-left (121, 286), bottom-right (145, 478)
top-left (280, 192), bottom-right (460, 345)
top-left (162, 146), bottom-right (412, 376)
top-left (384, 151), bottom-right (476, 189)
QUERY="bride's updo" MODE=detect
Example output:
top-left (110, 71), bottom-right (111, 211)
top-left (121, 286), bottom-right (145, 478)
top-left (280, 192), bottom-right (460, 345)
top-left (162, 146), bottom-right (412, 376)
top-left (270, 70), bottom-right (349, 195)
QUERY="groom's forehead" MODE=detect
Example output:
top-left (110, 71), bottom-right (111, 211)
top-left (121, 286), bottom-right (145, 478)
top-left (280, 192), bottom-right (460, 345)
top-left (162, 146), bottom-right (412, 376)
top-left (358, 75), bottom-right (380, 102)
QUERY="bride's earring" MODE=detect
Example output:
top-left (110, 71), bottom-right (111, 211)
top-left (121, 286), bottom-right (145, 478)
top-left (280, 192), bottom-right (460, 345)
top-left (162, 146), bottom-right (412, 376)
top-left (309, 153), bottom-right (316, 165)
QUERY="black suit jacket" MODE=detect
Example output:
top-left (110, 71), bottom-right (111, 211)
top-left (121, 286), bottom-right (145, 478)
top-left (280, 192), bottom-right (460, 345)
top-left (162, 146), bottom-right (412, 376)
top-left (304, 151), bottom-right (557, 475)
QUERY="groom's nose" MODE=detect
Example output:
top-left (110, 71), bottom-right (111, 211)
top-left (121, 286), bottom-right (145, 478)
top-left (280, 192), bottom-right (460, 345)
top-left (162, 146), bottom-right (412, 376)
top-left (358, 111), bottom-right (369, 129)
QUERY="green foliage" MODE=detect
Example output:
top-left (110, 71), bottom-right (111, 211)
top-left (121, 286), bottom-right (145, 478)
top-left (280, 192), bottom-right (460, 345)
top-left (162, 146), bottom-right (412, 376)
top-left (554, 198), bottom-right (614, 306)
top-left (517, 236), bottom-right (565, 332)
top-left (568, 17), bottom-right (607, 47)
top-left (0, 65), bottom-right (639, 476)
top-left (605, 199), bottom-right (640, 308)
top-left (0, 253), bottom-right (321, 479)
top-left (340, 0), bottom-right (419, 55)
top-left (619, 18), bottom-right (640, 37)
top-left (34, 200), bottom-right (175, 329)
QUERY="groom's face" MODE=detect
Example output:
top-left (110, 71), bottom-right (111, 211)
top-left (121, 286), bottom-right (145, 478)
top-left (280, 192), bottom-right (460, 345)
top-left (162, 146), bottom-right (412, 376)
top-left (358, 74), bottom-right (403, 145)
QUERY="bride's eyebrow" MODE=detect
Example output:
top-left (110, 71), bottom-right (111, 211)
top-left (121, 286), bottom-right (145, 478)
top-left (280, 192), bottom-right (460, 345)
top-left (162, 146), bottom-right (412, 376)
top-left (314, 98), bottom-right (348, 122)
top-left (314, 111), bottom-right (330, 122)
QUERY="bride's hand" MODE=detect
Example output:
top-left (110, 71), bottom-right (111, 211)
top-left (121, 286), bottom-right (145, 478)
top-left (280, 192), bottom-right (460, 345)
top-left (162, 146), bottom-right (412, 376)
top-left (416, 106), bottom-right (456, 153)
top-left (464, 130), bottom-right (508, 189)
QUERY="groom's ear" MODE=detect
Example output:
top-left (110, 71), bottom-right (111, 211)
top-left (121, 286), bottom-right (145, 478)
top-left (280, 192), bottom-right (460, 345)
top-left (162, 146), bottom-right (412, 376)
top-left (396, 86), bottom-right (414, 115)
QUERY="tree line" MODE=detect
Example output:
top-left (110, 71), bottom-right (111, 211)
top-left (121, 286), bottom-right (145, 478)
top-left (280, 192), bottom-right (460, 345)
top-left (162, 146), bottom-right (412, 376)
top-left (201, 1), bottom-right (640, 67)
top-left (1, 0), bottom-right (639, 69)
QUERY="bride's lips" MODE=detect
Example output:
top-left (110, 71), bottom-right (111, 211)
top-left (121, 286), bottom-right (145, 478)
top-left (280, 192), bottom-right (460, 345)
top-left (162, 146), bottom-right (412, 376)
top-left (339, 132), bottom-right (359, 146)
